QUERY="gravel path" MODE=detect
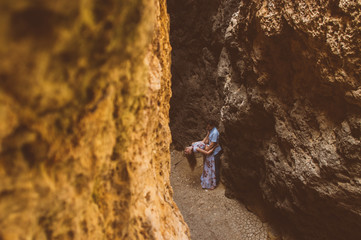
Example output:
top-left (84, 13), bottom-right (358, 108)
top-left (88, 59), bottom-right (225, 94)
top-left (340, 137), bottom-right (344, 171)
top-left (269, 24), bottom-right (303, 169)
top-left (170, 150), bottom-right (275, 240)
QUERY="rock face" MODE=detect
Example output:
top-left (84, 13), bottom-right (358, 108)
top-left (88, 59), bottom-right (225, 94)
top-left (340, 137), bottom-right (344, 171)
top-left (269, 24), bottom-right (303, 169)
top-left (0, 0), bottom-right (189, 239)
top-left (168, 0), bottom-right (232, 149)
top-left (169, 0), bottom-right (361, 239)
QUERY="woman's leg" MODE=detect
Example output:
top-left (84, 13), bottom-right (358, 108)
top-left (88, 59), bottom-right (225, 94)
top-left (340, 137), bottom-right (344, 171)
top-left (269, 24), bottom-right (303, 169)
top-left (200, 154), bottom-right (216, 189)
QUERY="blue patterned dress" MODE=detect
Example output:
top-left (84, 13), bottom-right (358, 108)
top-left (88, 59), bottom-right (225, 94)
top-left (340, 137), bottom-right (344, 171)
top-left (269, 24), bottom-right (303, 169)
top-left (192, 141), bottom-right (216, 188)
top-left (192, 141), bottom-right (205, 152)
top-left (200, 154), bottom-right (216, 189)
top-left (200, 128), bottom-right (220, 189)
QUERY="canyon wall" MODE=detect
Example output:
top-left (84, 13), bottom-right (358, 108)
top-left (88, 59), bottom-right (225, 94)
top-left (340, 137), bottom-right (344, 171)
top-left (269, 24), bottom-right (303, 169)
top-left (169, 0), bottom-right (361, 239)
top-left (168, 0), bottom-right (231, 149)
top-left (0, 0), bottom-right (189, 239)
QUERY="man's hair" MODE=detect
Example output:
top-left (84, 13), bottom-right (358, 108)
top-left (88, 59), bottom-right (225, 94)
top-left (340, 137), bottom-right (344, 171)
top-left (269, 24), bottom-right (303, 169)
top-left (207, 118), bottom-right (219, 128)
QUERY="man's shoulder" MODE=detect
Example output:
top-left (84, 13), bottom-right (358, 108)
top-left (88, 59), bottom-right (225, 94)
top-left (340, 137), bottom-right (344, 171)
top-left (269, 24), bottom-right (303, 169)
top-left (212, 127), bottom-right (219, 135)
top-left (209, 128), bottom-right (219, 143)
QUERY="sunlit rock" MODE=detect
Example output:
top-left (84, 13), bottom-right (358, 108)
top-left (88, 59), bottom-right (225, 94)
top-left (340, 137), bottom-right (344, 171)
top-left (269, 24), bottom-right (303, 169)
top-left (0, 0), bottom-right (189, 239)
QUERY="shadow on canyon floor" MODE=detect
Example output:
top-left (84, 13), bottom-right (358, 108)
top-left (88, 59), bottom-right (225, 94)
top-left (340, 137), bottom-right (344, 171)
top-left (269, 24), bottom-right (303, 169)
top-left (170, 150), bottom-right (279, 240)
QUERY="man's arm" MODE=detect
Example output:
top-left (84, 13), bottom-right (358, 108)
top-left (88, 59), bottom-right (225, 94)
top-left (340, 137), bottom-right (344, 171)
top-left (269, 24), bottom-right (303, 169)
top-left (197, 144), bottom-right (217, 155)
top-left (205, 141), bottom-right (216, 151)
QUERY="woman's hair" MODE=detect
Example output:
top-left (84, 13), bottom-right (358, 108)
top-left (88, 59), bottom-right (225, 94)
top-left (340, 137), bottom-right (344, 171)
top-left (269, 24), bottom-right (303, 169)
top-left (184, 150), bottom-right (196, 171)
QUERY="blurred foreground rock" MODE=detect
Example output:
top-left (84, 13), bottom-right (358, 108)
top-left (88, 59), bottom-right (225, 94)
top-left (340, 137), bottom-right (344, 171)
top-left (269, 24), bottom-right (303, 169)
top-left (0, 0), bottom-right (189, 239)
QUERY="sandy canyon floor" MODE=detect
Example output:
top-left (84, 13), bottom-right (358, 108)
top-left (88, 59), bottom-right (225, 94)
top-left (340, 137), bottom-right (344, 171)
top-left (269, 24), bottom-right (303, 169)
top-left (170, 150), bottom-right (279, 240)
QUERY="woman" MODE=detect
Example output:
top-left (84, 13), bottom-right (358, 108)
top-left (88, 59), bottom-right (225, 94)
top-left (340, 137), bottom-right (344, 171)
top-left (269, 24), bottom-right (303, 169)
top-left (184, 132), bottom-right (218, 190)
top-left (184, 131), bottom-right (210, 170)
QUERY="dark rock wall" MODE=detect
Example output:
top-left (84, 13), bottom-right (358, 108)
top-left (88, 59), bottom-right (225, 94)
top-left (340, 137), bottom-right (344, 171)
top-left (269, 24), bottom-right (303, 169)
top-left (168, 0), bottom-right (239, 149)
top-left (169, 0), bottom-right (361, 239)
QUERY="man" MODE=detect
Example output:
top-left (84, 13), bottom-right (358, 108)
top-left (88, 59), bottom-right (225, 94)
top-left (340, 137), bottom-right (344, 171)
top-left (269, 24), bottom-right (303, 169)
top-left (206, 119), bottom-right (222, 185)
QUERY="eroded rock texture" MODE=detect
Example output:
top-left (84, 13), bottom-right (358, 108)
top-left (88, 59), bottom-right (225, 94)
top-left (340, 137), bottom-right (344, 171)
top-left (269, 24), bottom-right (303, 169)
top-left (168, 0), bottom-right (234, 149)
top-left (169, 0), bottom-right (361, 239)
top-left (0, 0), bottom-right (189, 239)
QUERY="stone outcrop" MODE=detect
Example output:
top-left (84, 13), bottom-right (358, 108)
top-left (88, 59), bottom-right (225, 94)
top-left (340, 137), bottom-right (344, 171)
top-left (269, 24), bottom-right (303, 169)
top-left (169, 0), bottom-right (361, 239)
top-left (0, 0), bottom-right (189, 239)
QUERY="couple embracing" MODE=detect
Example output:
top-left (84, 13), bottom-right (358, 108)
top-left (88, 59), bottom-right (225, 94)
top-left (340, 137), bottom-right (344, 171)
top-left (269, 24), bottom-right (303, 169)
top-left (184, 119), bottom-right (222, 190)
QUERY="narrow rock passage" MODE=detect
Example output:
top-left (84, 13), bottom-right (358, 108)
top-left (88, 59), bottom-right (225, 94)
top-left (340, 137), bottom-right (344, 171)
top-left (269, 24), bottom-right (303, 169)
top-left (170, 151), bottom-right (273, 240)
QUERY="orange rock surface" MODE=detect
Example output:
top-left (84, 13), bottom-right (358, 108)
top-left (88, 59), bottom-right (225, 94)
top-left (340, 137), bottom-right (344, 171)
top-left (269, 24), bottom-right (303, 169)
top-left (0, 0), bottom-right (189, 239)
